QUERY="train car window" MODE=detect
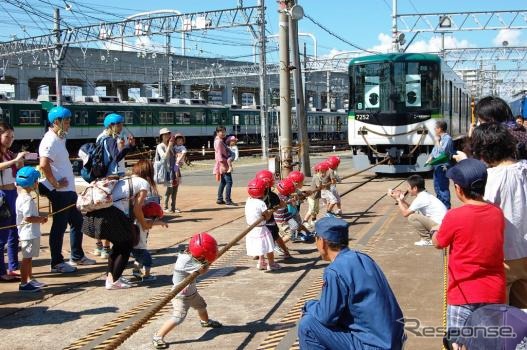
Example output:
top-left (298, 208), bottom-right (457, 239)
top-left (140, 111), bottom-right (153, 125)
top-left (2, 109), bottom-right (11, 123)
top-left (159, 112), bottom-right (175, 124)
top-left (96, 111), bottom-right (110, 125)
top-left (255, 115), bottom-right (260, 125)
top-left (176, 112), bottom-right (191, 125)
top-left (19, 110), bottom-right (41, 125)
top-left (195, 111), bottom-right (206, 125)
top-left (119, 111), bottom-right (134, 124)
top-left (74, 110), bottom-right (89, 125)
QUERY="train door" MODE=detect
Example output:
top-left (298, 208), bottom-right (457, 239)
top-left (139, 110), bottom-right (154, 137)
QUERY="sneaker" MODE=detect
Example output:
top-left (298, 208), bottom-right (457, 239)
top-left (141, 275), bottom-right (157, 282)
top-left (414, 239), bottom-right (433, 247)
top-left (266, 262), bottom-right (282, 272)
top-left (274, 246), bottom-right (285, 256)
top-left (51, 262), bottom-right (77, 273)
top-left (200, 319), bottom-right (223, 328)
top-left (173, 208), bottom-right (181, 213)
top-left (290, 232), bottom-right (303, 243)
top-left (19, 282), bottom-right (42, 292)
top-left (106, 279), bottom-right (132, 290)
top-left (152, 335), bottom-right (168, 349)
top-left (132, 268), bottom-right (143, 280)
top-left (225, 201), bottom-right (237, 207)
top-left (216, 200), bottom-right (226, 205)
top-left (70, 256), bottom-right (96, 266)
top-left (30, 279), bottom-right (47, 288)
top-left (256, 260), bottom-right (267, 270)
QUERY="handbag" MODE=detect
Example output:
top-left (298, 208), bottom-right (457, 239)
top-left (153, 145), bottom-right (168, 185)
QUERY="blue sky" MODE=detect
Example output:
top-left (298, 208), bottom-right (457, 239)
top-left (2, 0), bottom-right (526, 61)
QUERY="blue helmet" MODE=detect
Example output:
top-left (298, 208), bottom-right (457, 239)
top-left (16, 166), bottom-right (40, 188)
top-left (104, 113), bottom-right (124, 128)
top-left (48, 106), bottom-right (72, 123)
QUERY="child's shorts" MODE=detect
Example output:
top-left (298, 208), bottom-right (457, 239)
top-left (172, 292), bottom-right (207, 324)
top-left (307, 197), bottom-right (320, 215)
top-left (321, 189), bottom-right (338, 205)
top-left (132, 248), bottom-right (152, 268)
top-left (21, 238), bottom-right (40, 258)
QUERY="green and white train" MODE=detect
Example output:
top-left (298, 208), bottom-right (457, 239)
top-left (348, 53), bottom-right (472, 173)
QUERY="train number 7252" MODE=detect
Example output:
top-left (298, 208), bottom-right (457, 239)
top-left (355, 114), bottom-right (370, 121)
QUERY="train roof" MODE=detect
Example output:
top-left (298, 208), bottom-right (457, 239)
top-left (348, 53), bottom-right (441, 66)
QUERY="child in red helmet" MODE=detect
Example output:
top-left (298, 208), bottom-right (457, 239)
top-left (245, 177), bottom-right (281, 271)
top-left (303, 163), bottom-right (324, 228)
top-left (275, 178), bottom-right (311, 243)
top-left (326, 157), bottom-right (342, 217)
top-left (131, 202), bottom-right (167, 282)
top-left (318, 162), bottom-right (339, 217)
top-left (153, 232), bottom-right (222, 349)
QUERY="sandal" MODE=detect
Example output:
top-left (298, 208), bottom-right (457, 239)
top-left (152, 335), bottom-right (168, 349)
top-left (200, 319), bottom-right (223, 328)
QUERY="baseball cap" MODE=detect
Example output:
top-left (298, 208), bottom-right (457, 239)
top-left (456, 304), bottom-right (527, 350)
top-left (446, 158), bottom-right (487, 191)
top-left (314, 217), bottom-right (349, 243)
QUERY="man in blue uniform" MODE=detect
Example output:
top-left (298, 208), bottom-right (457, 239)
top-left (428, 120), bottom-right (455, 209)
top-left (298, 217), bottom-right (406, 350)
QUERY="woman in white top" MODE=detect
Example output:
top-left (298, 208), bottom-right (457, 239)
top-left (0, 122), bottom-right (27, 281)
top-left (155, 128), bottom-right (176, 212)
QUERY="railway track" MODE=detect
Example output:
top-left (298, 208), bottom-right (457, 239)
top-left (63, 169), bottom-right (405, 350)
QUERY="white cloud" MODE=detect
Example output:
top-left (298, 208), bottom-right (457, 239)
top-left (493, 29), bottom-right (521, 47)
top-left (366, 32), bottom-right (474, 53)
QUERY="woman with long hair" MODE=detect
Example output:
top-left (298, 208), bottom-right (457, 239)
top-left (83, 159), bottom-right (158, 289)
top-left (155, 128), bottom-right (176, 212)
top-left (0, 122), bottom-right (27, 281)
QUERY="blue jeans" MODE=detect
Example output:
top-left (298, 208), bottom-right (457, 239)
top-left (47, 190), bottom-right (85, 267)
top-left (434, 165), bottom-right (451, 209)
top-left (132, 248), bottom-right (152, 268)
top-left (0, 189), bottom-right (18, 275)
top-left (217, 173), bottom-right (233, 203)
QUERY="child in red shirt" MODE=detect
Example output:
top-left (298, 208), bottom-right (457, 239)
top-left (432, 158), bottom-right (505, 349)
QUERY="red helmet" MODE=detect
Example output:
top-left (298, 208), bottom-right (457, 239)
top-left (327, 156), bottom-right (341, 169)
top-left (256, 169), bottom-right (274, 188)
top-left (276, 178), bottom-right (295, 196)
top-left (142, 202), bottom-right (164, 219)
top-left (314, 162), bottom-right (330, 173)
top-left (288, 170), bottom-right (305, 185)
top-left (247, 177), bottom-right (266, 198)
top-left (189, 232), bottom-right (218, 264)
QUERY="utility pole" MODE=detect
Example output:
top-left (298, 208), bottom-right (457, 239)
top-left (289, 1), bottom-right (310, 176)
top-left (258, 0), bottom-right (269, 159)
top-left (391, 0), bottom-right (398, 52)
top-left (53, 8), bottom-right (63, 106)
top-left (167, 34), bottom-right (173, 99)
top-left (278, 1), bottom-right (292, 177)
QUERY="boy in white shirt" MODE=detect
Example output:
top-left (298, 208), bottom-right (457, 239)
top-left (15, 166), bottom-right (48, 292)
top-left (389, 174), bottom-right (447, 246)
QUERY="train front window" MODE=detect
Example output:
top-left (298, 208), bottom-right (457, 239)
top-left (393, 62), bottom-right (440, 111)
top-left (352, 63), bottom-right (390, 111)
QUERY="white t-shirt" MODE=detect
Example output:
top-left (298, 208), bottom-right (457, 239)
top-left (38, 128), bottom-right (75, 192)
top-left (484, 160), bottom-right (527, 260)
top-left (245, 197), bottom-right (267, 226)
top-left (111, 176), bottom-right (150, 215)
top-left (408, 190), bottom-right (447, 224)
top-left (16, 191), bottom-right (40, 240)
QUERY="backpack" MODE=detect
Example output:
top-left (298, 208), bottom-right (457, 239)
top-left (76, 177), bottom-right (119, 213)
top-left (79, 136), bottom-right (111, 183)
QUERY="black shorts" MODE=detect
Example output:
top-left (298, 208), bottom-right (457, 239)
top-left (267, 224), bottom-right (280, 241)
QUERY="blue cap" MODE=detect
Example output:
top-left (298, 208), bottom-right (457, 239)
top-left (103, 113), bottom-right (124, 128)
top-left (314, 217), bottom-right (349, 243)
top-left (446, 158), bottom-right (487, 191)
top-left (48, 106), bottom-right (72, 123)
top-left (457, 304), bottom-right (527, 350)
top-left (16, 166), bottom-right (40, 188)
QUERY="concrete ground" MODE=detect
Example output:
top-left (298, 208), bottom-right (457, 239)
top-left (0, 153), bottom-right (448, 349)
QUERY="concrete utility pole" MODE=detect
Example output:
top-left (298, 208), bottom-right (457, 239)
top-left (53, 8), bottom-right (63, 106)
top-left (258, 0), bottom-right (269, 159)
top-left (167, 34), bottom-right (173, 99)
top-left (289, 1), bottom-right (310, 176)
top-left (391, 0), bottom-right (398, 52)
top-left (278, 1), bottom-right (292, 177)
